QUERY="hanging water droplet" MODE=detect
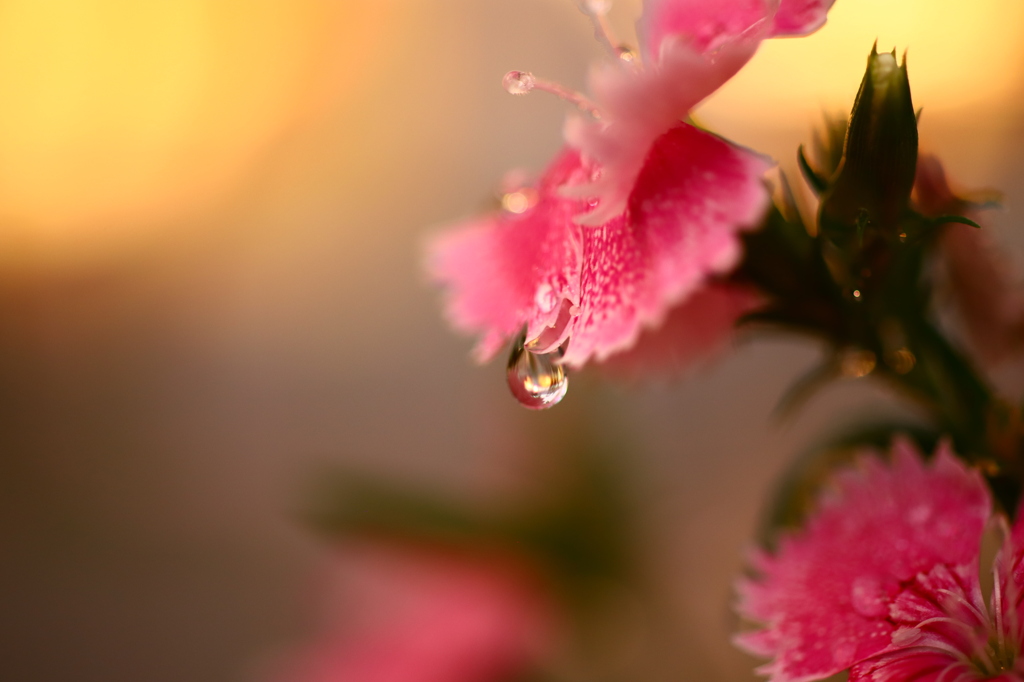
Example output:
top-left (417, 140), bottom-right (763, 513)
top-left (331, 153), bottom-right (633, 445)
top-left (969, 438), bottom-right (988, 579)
top-left (503, 70), bottom-right (536, 95)
top-left (506, 334), bottom-right (568, 410)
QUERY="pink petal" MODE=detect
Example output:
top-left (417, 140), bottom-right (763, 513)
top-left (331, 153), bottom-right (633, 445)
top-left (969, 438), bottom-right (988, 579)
top-left (736, 439), bottom-right (991, 682)
top-left (596, 283), bottom-right (760, 378)
top-left (849, 649), bottom-right (966, 682)
top-left (639, 0), bottom-right (778, 58)
top-left (770, 0), bottom-right (836, 37)
top-left (566, 37), bottom-right (761, 224)
top-left (426, 150), bottom-right (586, 362)
top-left (562, 123), bottom-right (771, 365)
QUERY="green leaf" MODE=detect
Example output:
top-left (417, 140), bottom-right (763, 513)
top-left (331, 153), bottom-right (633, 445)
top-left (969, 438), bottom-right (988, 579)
top-left (772, 359), bottom-right (838, 422)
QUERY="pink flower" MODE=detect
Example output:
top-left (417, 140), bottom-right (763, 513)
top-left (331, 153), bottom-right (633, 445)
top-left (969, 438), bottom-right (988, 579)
top-left (567, 0), bottom-right (836, 225)
top-left (735, 438), bottom-right (1024, 682)
top-left (428, 0), bottom-right (834, 371)
top-left (270, 544), bottom-right (556, 682)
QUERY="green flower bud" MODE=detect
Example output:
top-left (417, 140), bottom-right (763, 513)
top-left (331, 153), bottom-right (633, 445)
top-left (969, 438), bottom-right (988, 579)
top-left (820, 45), bottom-right (918, 237)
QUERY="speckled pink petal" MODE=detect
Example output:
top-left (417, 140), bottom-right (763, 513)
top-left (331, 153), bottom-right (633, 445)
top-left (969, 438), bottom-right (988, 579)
top-left (596, 283), bottom-right (760, 379)
top-left (736, 439), bottom-right (991, 682)
top-left (639, 0), bottom-right (779, 58)
top-left (848, 649), bottom-right (967, 682)
top-left (566, 36), bottom-right (761, 225)
top-left (769, 0), bottom-right (836, 37)
top-left (426, 150), bottom-right (587, 362)
top-left (561, 122), bottom-right (770, 365)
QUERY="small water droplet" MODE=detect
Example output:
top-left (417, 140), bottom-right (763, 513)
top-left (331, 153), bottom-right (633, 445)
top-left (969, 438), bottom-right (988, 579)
top-left (579, 0), bottom-right (611, 16)
top-left (507, 334), bottom-right (568, 410)
top-left (503, 70), bottom-right (535, 95)
top-left (501, 188), bottom-right (536, 214)
top-left (533, 283), bottom-right (557, 312)
top-left (885, 347), bottom-right (916, 374)
top-left (840, 348), bottom-right (876, 378)
top-left (616, 45), bottom-right (637, 62)
top-left (850, 576), bottom-right (891, 618)
top-left (978, 459), bottom-right (1001, 476)
top-left (891, 627), bottom-right (922, 646)
top-left (851, 288), bottom-right (862, 300)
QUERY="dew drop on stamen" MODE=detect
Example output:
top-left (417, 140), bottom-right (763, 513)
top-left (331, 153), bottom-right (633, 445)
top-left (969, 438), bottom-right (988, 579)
top-left (616, 45), bottom-right (637, 63)
top-left (503, 70), bottom-right (536, 95)
top-left (507, 334), bottom-right (568, 410)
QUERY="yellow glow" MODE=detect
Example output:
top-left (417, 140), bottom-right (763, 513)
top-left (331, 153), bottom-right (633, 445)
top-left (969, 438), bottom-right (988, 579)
top-left (698, 0), bottom-right (1024, 125)
top-left (0, 0), bottom-right (387, 260)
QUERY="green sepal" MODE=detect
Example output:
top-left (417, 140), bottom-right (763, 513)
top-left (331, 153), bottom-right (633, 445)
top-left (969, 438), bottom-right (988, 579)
top-left (819, 44), bottom-right (918, 235)
top-left (797, 145), bottom-right (828, 194)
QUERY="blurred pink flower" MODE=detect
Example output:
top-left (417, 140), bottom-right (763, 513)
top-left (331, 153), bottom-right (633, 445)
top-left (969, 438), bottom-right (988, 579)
top-left (429, 0), bottom-right (834, 369)
top-left (735, 438), bottom-right (1024, 682)
top-left (271, 544), bottom-right (556, 682)
top-left (915, 154), bottom-right (1024, 366)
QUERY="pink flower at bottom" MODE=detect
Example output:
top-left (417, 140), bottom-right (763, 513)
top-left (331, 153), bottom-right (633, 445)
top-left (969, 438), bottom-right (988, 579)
top-left (270, 544), bottom-right (556, 682)
top-left (736, 438), bottom-right (1024, 682)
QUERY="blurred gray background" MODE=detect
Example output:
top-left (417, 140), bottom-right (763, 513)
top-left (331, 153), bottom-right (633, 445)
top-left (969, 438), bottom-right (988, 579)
top-left (1, 1), bottom-right (1022, 680)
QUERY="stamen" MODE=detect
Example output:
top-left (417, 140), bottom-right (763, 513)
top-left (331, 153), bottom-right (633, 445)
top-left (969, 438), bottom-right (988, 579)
top-left (574, 0), bottom-right (638, 64)
top-left (915, 616), bottom-right (980, 637)
top-left (502, 71), bottom-right (602, 119)
top-left (935, 588), bottom-right (990, 628)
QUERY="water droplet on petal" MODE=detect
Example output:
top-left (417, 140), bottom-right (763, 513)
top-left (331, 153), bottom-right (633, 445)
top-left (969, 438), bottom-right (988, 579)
top-left (891, 627), bottom-right (922, 646)
top-left (507, 334), bottom-right (568, 410)
top-left (503, 70), bottom-right (535, 95)
top-left (534, 283), bottom-right (557, 312)
top-left (851, 576), bottom-right (891, 618)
